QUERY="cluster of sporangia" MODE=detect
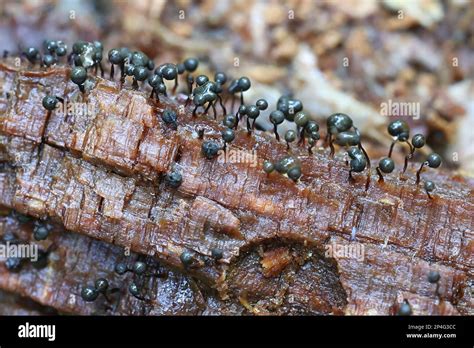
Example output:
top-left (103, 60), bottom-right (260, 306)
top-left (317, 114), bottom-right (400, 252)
top-left (24, 40), bottom-right (444, 309)
top-left (3, 212), bottom-right (54, 272)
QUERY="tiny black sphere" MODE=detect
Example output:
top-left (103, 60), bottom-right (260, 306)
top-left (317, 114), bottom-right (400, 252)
top-left (211, 248), bottom-right (223, 260)
top-left (133, 66), bottom-right (148, 81)
top-left (165, 171), bottom-right (182, 188)
top-left (287, 166), bottom-right (302, 182)
top-left (128, 282), bottom-right (141, 297)
top-left (25, 47), bottom-right (39, 63)
top-left (263, 160), bottom-right (274, 174)
top-left (285, 130), bottom-right (297, 143)
top-left (195, 75), bottom-right (209, 86)
top-left (33, 225), bottom-right (49, 241)
top-left (387, 120), bottom-right (410, 139)
top-left (256, 99), bottom-right (268, 110)
top-left (427, 270), bottom-right (441, 284)
top-left (201, 140), bottom-right (221, 159)
top-left (180, 251), bottom-right (193, 266)
top-left (133, 261), bottom-right (147, 275)
top-left (70, 66), bottom-right (87, 85)
top-left (294, 111), bottom-right (309, 127)
top-left (411, 134), bottom-right (425, 148)
top-left (42, 96), bottom-right (58, 111)
top-left (162, 108), bottom-right (177, 125)
top-left (81, 286), bottom-right (99, 302)
top-left (427, 153), bottom-right (442, 168)
top-left (42, 54), bottom-right (56, 67)
top-left (246, 105), bottom-right (260, 119)
top-left (378, 157), bottom-right (395, 173)
top-left (269, 110), bottom-right (285, 125)
top-left (115, 263), bottom-right (128, 275)
top-left (237, 77), bottom-right (251, 91)
top-left (5, 257), bottom-right (22, 271)
top-left (183, 57), bottom-right (199, 72)
top-left (95, 278), bottom-right (109, 293)
top-left (108, 48), bottom-right (122, 64)
top-left (223, 114), bottom-right (237, 128)
top-left (214, 72), bottom-right (227, 85)
top-left (398, 301), bottom-right (412, 316)
top-left (424, 180), bottom-right (435, 192)
top-left (222, 128), bottom-right (235, 143)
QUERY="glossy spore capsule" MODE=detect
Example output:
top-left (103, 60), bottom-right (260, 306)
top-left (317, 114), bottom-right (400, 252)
top-left (263, 160), bottom-right (274, 174)
top-left (201, 140), bottom-right (221, 159)
top-left (81, 286), bottom-right (99, 302)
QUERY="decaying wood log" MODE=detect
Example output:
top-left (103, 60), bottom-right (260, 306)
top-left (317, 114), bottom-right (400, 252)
top-left (0, 61), bottom-right (473, 315)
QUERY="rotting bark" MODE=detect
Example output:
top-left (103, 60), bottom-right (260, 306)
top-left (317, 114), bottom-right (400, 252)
top-left (0, 62), bottom-right (473, 315)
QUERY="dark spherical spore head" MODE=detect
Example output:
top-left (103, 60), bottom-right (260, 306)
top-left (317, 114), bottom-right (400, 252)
top-left (131, 51), bottom-right (149, 67)
top-left (387, 119), bottom-right (410, 138)
top-left (238, 105), bottom-right (247, 115)
top-left (177, 63), bottom-right (185, 74)
top-left (125, 64), bottom-right (135, 76)
top-left (334, 131), bottom-right (360, 146)
top-left (427, 270), bottom-right (440, 283)
top-left (256, 99), bottom-right (268, 111)
top-left (119, 47), bottom-right (132, 62)
top-left (195, 74), bottom-right (209, 86)
top-left (5, 257), bottom-right (22, 271)
top-left (43, 39), bottom-right (58, 53)
top-left (424, 180), bottom-right (435, 192)
top-left (246, 105), bottom-right (260, 119)
top-left (162, 108), bottom-right (177, 125)
top-left (270, 110), bottom-right (285, 125)
top-left (223, 114), bottom-right (237, 128)
top-left (351, 159), bottom-right (366, 173)
top-left (148, 74), bottom-right (163, 88)
top-left (133, 261), bottom-right (147, 275)
top-left (95, 278), bottom-right (109, 293)
top-left (211, 248), bottom-right (223, 260)
top-left (263, 160), bottom-right (274, 174)
top-left (156, 83), bottom-right (167, 94)
top-left (42, 96), bottom-right (58, 111)
top-left (81, 286), bottom-right (99, 302)
top-left (347, 146), bottom-right (363, 159)
top-left (427, 153), bottom-right (442, 168)
top-left (184, 57), bottom-right (199, 72)
top-left (70, 66), bottom-right (87, 85)
top-left (285, 130), bottom-right (297, 143)
top-left (214, 72), bottom-right (227, 85)
top-left (275, 156), bottom-right (298, 174)
top-left (72, 41), bottom-right (88, 55)
top-left (237, 77), bottom-right (251, 91)
top-left (93, 40), bottom-right (103, 52)
top-left (327, 113), bottom-right (353, 134)
top-left (161, 63), bottom-right (178, 80)
top-left (180, 251), bottom-right (193, 266)
top-left (133, 66), bottom-right (148, 81)
top-left (115, 263), bottom-right (128, 275)
top-left (56, 45), bottom-right (67, 57)
top-left (288, 99), bottom-right (303, 114)
top-left (25, 47), bottom-right (39, 62)
top-left (309, 131), bottom-right (320, 140)
top-left (108, 48), bottom-right (122, 64)
top-left (93, 49), bottom-right (103, 63)
top-left (294, 111), bottom-right (309, 127)
top-left (33, 225), bottom-right (49, 241)
top-left (42, 54), bottom-right (56, 67)
top-left (378, 157), bottom-right (395, 173)
top-left (165, 171), bottom-right (182, 188)
top-left (398, 301), bottom-right (412, 316)
top-left (128, 282), bottom-right (140, 297)
top-left (287, 166), bottom-right (302, 182)
top-left (201, 140), bottom-right (221, 159)
top-left (411, 134), bottom-right (425, 149)
top-left (147, 60), bottom-right (155, 71)
top-left (222, 128), bottom-right (235, 143)
top-left (305, 121), bottom-right (319, 134)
